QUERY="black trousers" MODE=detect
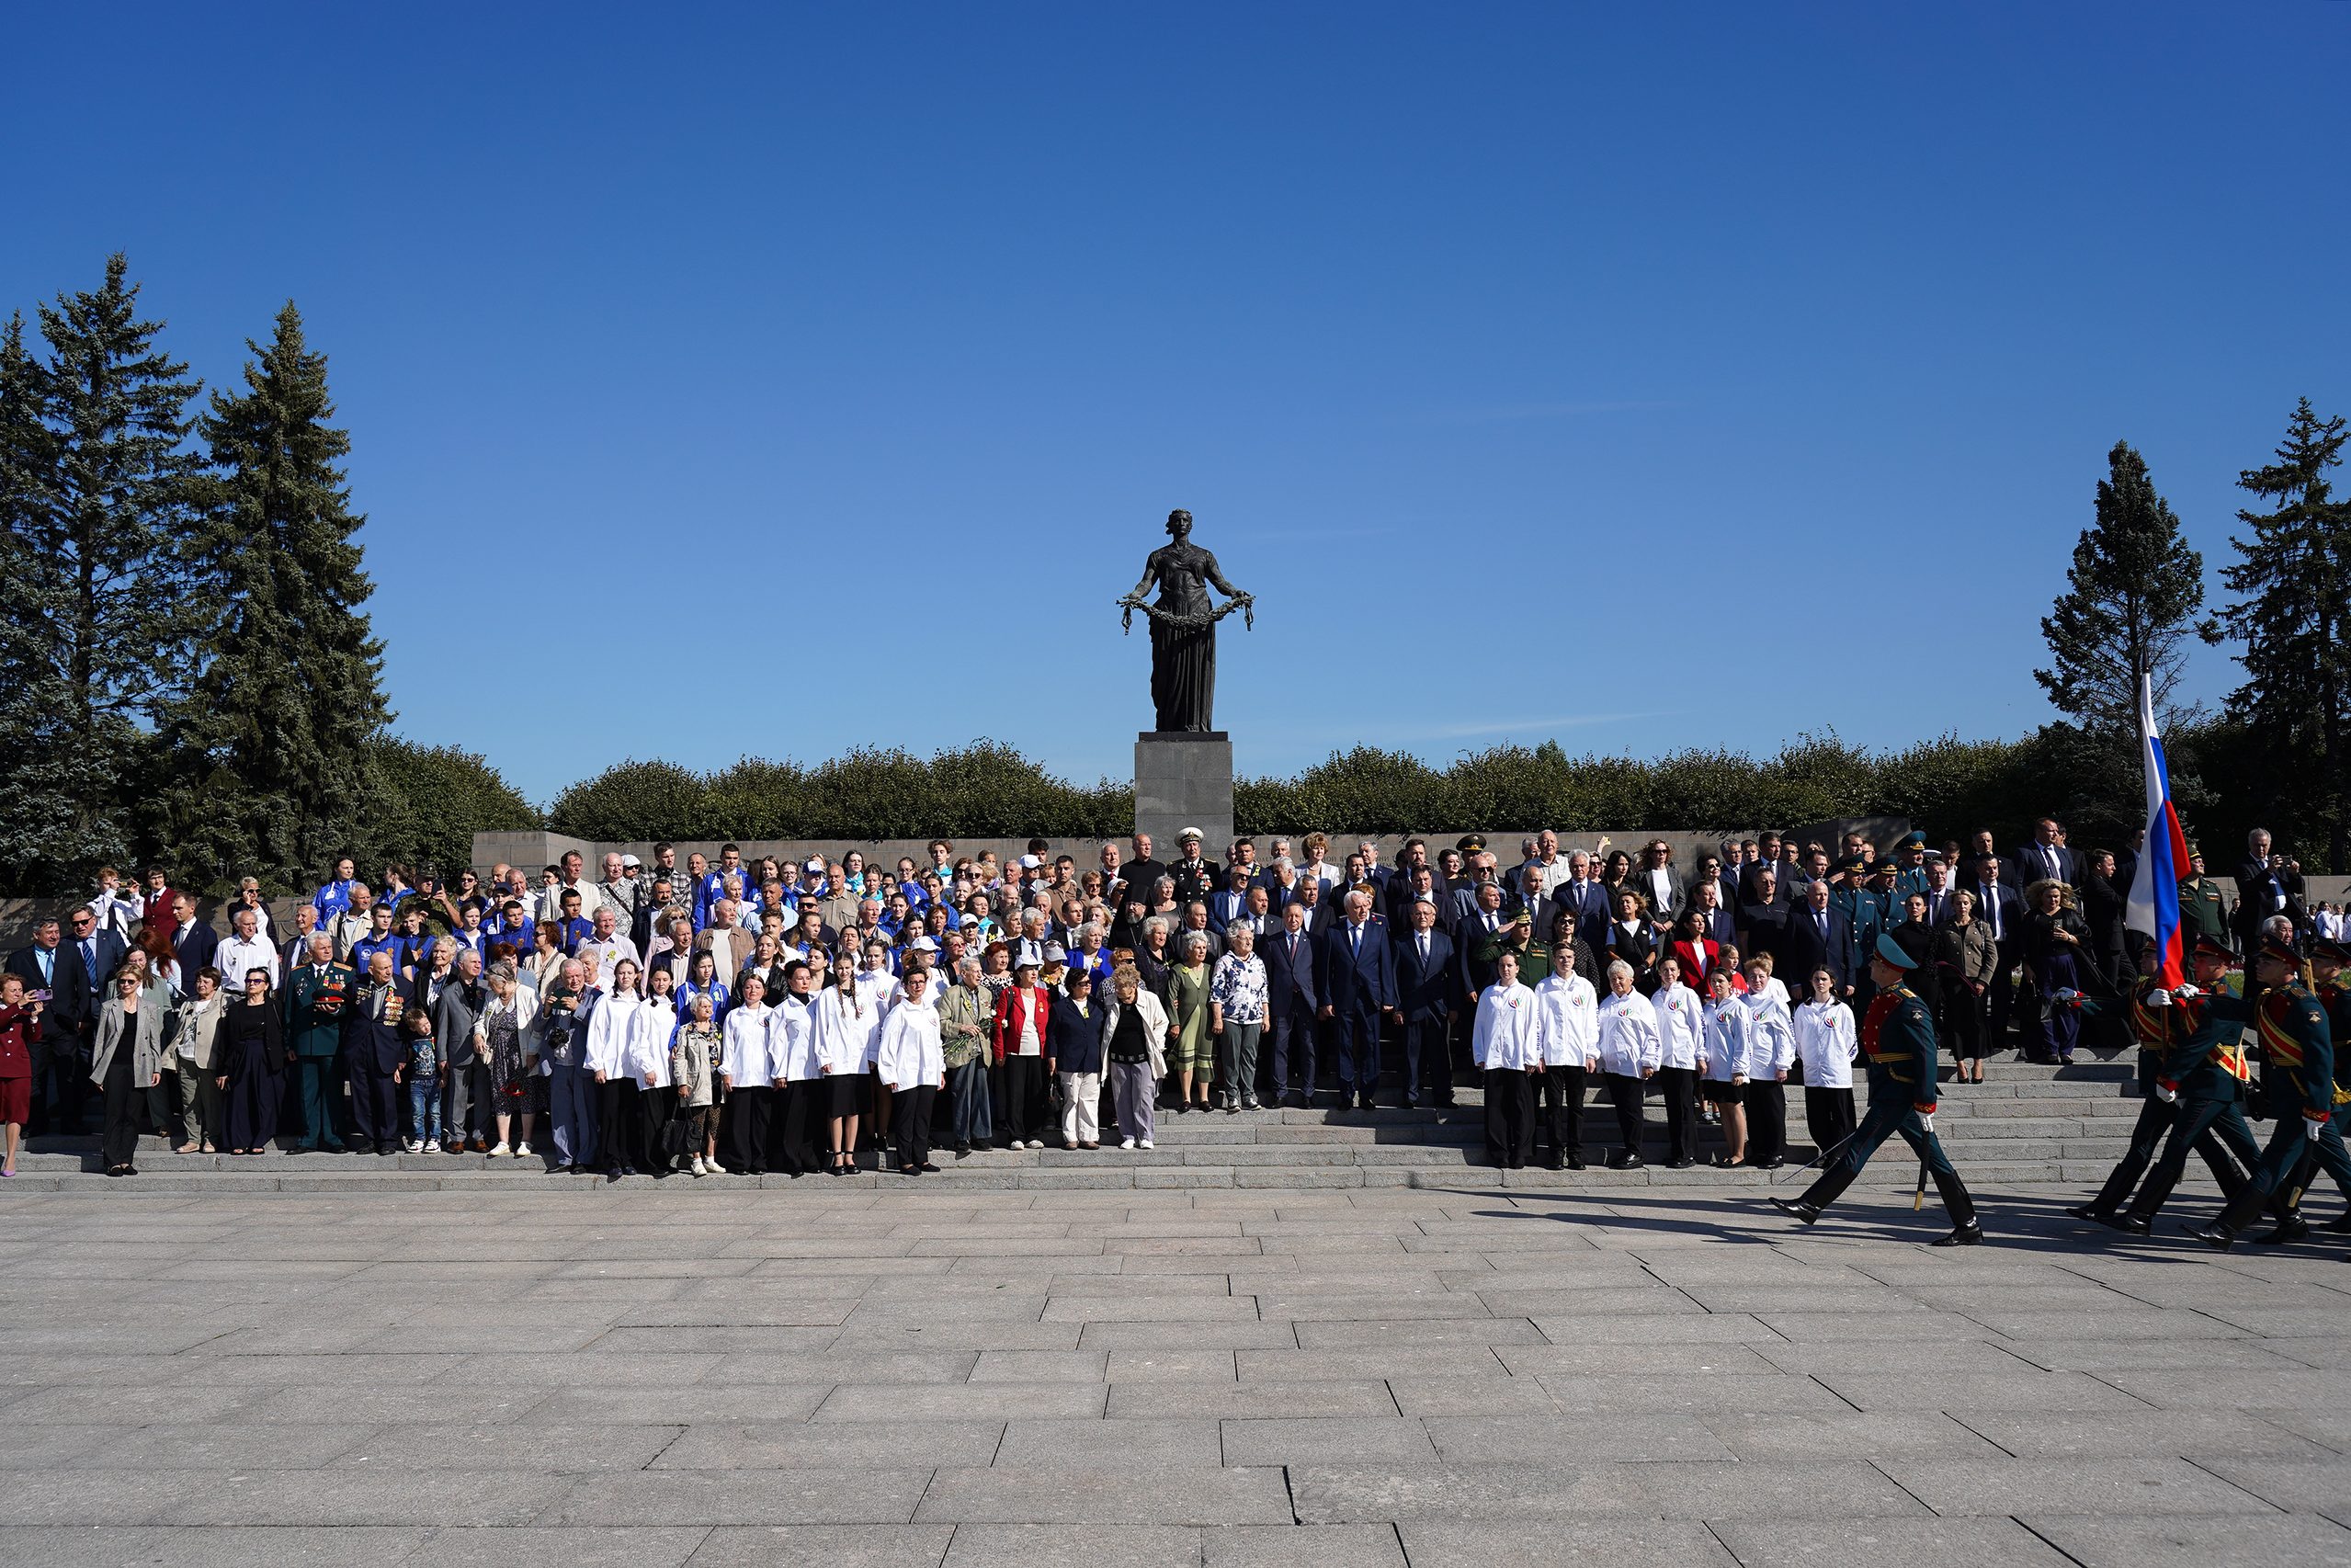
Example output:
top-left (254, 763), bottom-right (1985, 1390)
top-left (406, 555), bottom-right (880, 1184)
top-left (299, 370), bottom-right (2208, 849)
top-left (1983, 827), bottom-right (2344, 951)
top-left (639, 1080), bottom-right (676, 1171)
top-left (722, 1084), bottom-right (773, 1173)
top-left (1604, 1073), bottom-right (1647, 1154)
top-left (596, 1077), bottom-right (642, 1170)
top-left (770, 1080), bottom-right (817, 1174)
top-left (100, 1047), bottom-right (140, 1168)
top-left (347, 1054), bottom-right (401, 1151)
top-left (1482, 1067), bottom-right (1533, 1166)
top-left (893, 1084), bottom-right (937, 1170)
top-left (1654, 1065), bottom-right (1698, 1164)
top-left (2089, 1091), bottom-right (2247, 1215)
top-left (1746, 1078), bottom-right (1789, 1165)
top-left (1803, 1085), bottom-right (1857, 1157)
top-left (999, 1057), bottom-right (1050, 1144)
top-left (1270, 1002), bottom-right (1317, 1098)
top-left (1535, 1063), bottom-right (1586, 1163)
top-left (1401, 1017), bottom-right (1447, 1105)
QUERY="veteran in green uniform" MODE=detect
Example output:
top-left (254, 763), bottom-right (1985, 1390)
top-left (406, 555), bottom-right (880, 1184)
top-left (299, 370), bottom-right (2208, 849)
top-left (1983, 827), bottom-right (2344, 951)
top-left (282, 932), bottom-right (352, 1152)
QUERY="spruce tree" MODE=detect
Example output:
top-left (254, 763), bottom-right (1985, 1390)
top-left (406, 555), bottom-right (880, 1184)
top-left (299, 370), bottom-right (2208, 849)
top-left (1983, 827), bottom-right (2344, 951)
top-left (2220, 398), bottom-right (2351, 870)
top-left (154, 302), bottom-right (390, 891)
top-left (2, 257), bottom-right (208, 886)
top-left (2035, 440), bottom-right (2211, 733)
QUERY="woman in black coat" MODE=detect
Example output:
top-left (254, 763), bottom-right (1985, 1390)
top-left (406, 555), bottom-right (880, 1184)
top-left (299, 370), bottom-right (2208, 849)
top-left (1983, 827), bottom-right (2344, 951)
top-left (1889, 892), bottom-right (1942, 1024)
top-left (2020, 879), bottom-right (2093, 1064)
top-left (217, 967), bottom-right (289, 1155)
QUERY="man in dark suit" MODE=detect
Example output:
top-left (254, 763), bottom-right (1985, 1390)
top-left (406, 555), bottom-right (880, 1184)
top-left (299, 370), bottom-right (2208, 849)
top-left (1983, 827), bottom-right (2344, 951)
top-left (168, 893), bottom-right (219, 978)
top-left (2234, 829), bottom-right (2309, 956)
top-left (1290, 880), bottom-right (1335, 940)
top-left (1209, 868), bottom-right (1253, 936)
top-left (2013, 817), bottom-right (2077, 892)
top-left (51, 907), bottom-right (128, 1134)
top-left (1264, 903), bottom-right (1322, 1106)
top-left (341, 950), bottom-right (406, 1156)
top-left (7, 916), bottom-right (73, 1136)
top-left (1968, 854), bottom-right (2025, 1040)
top-left (1739, 869), bottom-right (1790, 967)
top-left (1391, 896), bottom-right (1457, 1108)
top-left (1320, 889), bottom-right (1397, 1109)
top-left (1685, 881), bottom-right (1738, 953)
top-left (1779, 877), bottom-right (1855, 994)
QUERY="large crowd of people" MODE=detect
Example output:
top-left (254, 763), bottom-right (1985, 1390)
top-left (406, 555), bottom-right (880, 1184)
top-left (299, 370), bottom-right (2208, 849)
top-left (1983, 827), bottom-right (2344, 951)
top-left (0, 820), bottom-right (2326, 1187)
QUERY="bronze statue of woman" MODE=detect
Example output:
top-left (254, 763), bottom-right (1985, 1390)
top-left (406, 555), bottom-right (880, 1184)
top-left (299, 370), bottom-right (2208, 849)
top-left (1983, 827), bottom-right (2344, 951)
top-left (1119, 509), bottom-right (1253, 733)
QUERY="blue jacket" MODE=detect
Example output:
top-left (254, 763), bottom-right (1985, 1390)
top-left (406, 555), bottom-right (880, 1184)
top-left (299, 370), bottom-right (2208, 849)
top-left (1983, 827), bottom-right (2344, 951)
top-left (1323, 917), bottom-right (1397, 1014)
top-left (1047, 994), bottom-right (1107, 1077)
top-left (1392, 925), bottom-right (1455, 1022)
top-left (1263, 926), bottom-right (1321, 1017)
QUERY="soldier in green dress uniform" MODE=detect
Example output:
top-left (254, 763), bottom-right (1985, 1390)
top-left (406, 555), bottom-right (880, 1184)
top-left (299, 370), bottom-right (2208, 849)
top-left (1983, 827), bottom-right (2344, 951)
top-left (1770, 934), bottom-right (1982, 1245)
top-left (2251, 936), bottom-right (2351, 1243)
top-left (2177, 848), bottom-right (2231, 949)
top-left (281, 933), bottom-right (353, 1152)
top-left (2187, 935), bottom-right (2336, 1250)
top-left (2067, 934), bottom-right (2251, 1227)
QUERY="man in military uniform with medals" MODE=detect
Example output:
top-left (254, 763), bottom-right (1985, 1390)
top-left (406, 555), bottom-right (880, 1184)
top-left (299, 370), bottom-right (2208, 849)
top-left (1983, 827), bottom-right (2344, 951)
top-left (1770, 933), bottom-right (1982, 1245)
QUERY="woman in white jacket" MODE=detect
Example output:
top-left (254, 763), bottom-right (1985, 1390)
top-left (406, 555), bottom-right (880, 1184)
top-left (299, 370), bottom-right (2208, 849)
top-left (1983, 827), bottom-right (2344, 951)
top-left (1650, 956), bottom-right (1703, 1169)
top-left (875, 960), bottom-right (945, 1176)
top-left (586, 960), bottom-right (647, 1178)
top-left (718, 972), bottom-right (778, 1176)
top-left (1739, 956), bottom-right (1800, 1170)
top-left (1793, 965), bottom-right (1860, 1157)
top-left (628, 966), bottom-right (679, 1176)
top-left (852, 941), bottom-right (898, 1154)
top-left (1471, 950), bottom-right (1540, 1169)
top-left (770, 960), bottom-right (824, 1177)
top-left (1596, 960), bottom-right (1664, 1169)
top-left (1103, 964), bottom-right (1171, 1152)
top-left (812, 960), bottom-right (869, 1176)
top-left (1532, 962), bottom-right (1597, 1171)
top-left (1700, 967), bottom-right (1756, 1167)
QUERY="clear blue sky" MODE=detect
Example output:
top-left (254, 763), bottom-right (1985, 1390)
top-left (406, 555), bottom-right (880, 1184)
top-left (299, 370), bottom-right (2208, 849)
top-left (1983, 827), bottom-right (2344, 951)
top-left (8, 4), bottom-right (2347, 804)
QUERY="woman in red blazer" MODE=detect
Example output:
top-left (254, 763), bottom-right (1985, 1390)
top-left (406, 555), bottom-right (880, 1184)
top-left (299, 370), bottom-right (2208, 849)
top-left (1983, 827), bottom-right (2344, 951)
top-left (1667, 910), bottom-right (1720, 991)
top-left (991, 959), bottom-right (1055, 1149)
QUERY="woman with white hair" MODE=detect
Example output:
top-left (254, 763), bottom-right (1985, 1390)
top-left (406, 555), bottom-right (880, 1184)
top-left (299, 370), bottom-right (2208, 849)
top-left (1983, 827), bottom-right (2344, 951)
top-left (1595, 959), bottom-right (1664, 1170)
top-left (1210, 922), bottom-right (1268, 1113)
top-left (1169, 929), bottom-right (1215, 1113)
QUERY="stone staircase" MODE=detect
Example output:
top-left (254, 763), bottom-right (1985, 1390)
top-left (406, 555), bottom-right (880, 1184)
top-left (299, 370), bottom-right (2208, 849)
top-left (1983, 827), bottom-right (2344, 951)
top-left (8, 1050), bottom-right (2156, 1191)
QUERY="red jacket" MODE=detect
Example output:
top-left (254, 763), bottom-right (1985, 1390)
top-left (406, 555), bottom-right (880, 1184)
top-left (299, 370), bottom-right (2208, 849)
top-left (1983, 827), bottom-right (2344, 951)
top-left (991, 984), bottom-right (1052, 1064)
top-left (0, 1003), bottom-right (30, 1080)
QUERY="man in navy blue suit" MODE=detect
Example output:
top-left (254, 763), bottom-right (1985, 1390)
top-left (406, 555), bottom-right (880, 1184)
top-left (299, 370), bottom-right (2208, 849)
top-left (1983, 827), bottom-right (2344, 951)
top-left (51, 906), bottom-right (129, 1135)
top-left (1321, 889), bottom-right (1397, 1109)
top-left (1264, 902), bottom-right (1323, 1107)
top-left (1391, 895), bottom-right (1456, 1108)
top-left (1778, 876), bottom-right (1855, 994)
top-left (1209, 867), bottom-right (1253, 936)
top-left (167, 892), bottom-right (219, 978)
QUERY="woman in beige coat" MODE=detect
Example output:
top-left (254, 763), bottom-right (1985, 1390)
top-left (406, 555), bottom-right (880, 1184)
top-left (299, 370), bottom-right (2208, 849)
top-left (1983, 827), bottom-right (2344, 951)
top-left (92, 971), bottom-right (167, 1176)
top-left (164, 970), bottom-right (226, 1153)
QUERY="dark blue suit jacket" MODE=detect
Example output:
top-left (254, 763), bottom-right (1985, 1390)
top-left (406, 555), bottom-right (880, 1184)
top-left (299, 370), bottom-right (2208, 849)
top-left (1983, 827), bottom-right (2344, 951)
top-left (1208, 889), bottom-right (1251, 934)
top-left (1046, 994), bottom-right (1107, 1076)
top-left (1391, 926), bottom-right (1455, 1022)
top-left (1778, 902), bottom-right (1855, 991)
top-left (1264, 926), bottom-right (1320, 1018)
top-left (1322, 918), bottom-right (1397, 1014)
top-left (54, 930), bottom-right (129, 1031)
top-left (173, 920), bottom-right (220, 978)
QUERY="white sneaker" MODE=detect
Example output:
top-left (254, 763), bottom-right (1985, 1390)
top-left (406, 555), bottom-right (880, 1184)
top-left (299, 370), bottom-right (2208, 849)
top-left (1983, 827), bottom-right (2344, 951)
top-left (1120, 1137), bottom-right (1137, 1150)
top-left (1026, 1139), bottom-right (1045, 1149)
top-left (489, 1142), bottom-right (510, 1156)
top-left (513, 1142), bottom-right (532, 1157)
top-left (403, 1139), bottom-right (418, 1153)
top-left (689, 1156), bottom-right (707, 1176)
top-left (1139, 1139), bottom-right (1154, 1150)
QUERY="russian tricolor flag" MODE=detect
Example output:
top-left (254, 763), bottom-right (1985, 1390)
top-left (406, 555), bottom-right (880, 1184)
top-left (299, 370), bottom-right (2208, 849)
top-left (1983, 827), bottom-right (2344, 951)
top-left (2126, 673), bottom-right (2192, 988)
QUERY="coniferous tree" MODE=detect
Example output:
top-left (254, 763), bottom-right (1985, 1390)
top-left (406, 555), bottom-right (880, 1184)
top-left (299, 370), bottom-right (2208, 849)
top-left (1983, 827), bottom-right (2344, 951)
top-left (153, 302), bottom-right (390, 891)
top-left (0, 257), bottom-right (208, 888)
top-left (2220, 398), bottom-right (2351, 871)
top-left (2035, 440), bottom-right (2211, 733)
top-left (2029, 441), bottom-right (2213, 846)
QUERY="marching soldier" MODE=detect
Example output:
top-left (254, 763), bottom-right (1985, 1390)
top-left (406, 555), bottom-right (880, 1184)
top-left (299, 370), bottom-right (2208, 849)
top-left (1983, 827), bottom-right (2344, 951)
top-left (1769, 934), bottom-right (1982, 1245)
top-left (2066, 935), bottom-right (2250, 1227)
top-left (2105, 937), bottom-right (2273, 1235)
top-left (2246, 936), bottom-right (2351, 1243)
top-left (2187, 935), bottom-right (2335, 1250)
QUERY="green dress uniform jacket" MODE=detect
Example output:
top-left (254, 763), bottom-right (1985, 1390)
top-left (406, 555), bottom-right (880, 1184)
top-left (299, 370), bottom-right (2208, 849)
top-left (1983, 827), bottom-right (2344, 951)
top-left (285, 961), bottom-right (355, 1058)
top-left (2178, 876), bottom-right (2230, 944)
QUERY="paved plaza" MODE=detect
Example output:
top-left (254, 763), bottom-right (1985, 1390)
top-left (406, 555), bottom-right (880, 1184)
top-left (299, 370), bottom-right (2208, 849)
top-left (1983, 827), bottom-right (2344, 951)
top-left (4, 1176), bottom-right (2351, 1567)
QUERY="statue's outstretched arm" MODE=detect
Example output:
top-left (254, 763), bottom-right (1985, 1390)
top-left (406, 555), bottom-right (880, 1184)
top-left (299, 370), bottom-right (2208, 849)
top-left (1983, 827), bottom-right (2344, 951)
top-left (1202, 551), bottom-right (1249, 601)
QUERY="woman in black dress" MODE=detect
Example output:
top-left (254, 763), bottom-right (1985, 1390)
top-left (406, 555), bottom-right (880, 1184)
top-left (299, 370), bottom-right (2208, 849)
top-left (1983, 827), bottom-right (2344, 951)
top-left (2020, 879), bottom-right (2092, 1064)
top-left (217, 966), bottom-right (288, 1155)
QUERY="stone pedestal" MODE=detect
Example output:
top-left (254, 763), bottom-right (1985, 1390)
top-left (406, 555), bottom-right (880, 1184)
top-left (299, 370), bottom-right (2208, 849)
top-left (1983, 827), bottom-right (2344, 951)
top-left (1135, 732), bottom-right (1233, 854)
